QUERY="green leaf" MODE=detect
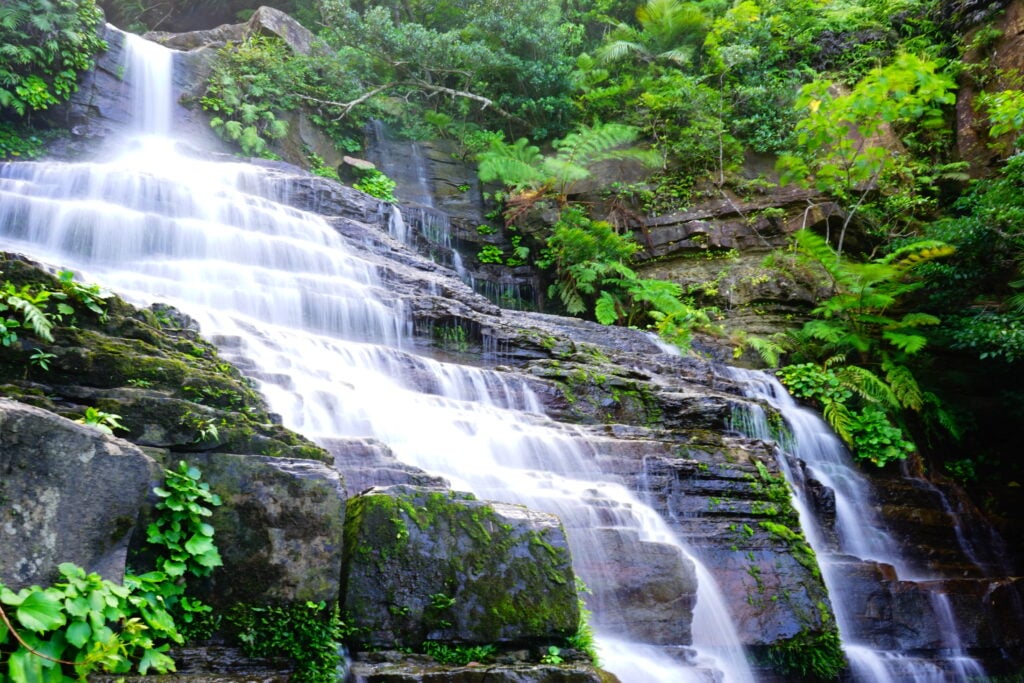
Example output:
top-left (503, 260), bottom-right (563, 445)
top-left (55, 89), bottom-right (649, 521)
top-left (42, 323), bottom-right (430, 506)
top-left (7, 648), bottom-right (44, 683)
top-left (184, 534), bottom-right (214, 556)
top-left (16, 591), bottom-right (66, 633)
top-left (64, 620), bottom-right (91, 647)
top-left (138, 645), bottom-right (176, 675)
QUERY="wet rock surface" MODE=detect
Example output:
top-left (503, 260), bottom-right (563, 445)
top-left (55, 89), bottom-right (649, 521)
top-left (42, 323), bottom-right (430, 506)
top-left (341, 485), bottom-right (579, 648)
top-left (0, 398), bottom-right (157, 589)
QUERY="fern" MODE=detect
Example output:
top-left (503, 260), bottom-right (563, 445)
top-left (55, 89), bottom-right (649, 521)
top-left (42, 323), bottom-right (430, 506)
top-left (5, 293), bottom-right (54, 342)
top-left (746, 335), bottom-right (784, 367)
top-left (883, 360), bottom-right (924, 411)
top-left (822, 399), bottom-right (855, 444)
top-left (478, 123), bottom-right (659, 201)
top-left (881, 330), bottom-right (928, 354)
top-left (477, 137), bottom-right (545, 190)
top-left (835, 365), bottom-right (899, 409)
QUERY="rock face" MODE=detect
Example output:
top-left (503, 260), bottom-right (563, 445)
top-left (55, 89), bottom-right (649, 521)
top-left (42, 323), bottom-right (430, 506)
top-left (342, 486), bottom-right (579, 648)
top-left (172, 452), bottom-right (347, 606)
top-left (0, 398), bottom-right (158, 589)
top-left (145, 6), bottom-right (320, 55)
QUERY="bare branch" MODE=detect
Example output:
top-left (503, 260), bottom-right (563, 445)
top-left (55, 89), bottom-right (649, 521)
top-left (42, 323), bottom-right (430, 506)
top-left (293, 83), bottom-right (398, 120)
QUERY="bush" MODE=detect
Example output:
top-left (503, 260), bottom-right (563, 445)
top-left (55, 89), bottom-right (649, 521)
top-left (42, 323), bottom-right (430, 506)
top-left (0, 0), bottom-right (107, 116)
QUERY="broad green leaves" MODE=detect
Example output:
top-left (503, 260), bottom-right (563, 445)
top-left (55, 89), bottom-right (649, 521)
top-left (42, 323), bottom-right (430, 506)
top-left (0, 465), bottom-right (222, 679)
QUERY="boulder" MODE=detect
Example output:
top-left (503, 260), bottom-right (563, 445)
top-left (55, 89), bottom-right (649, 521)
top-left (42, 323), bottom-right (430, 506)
top-left (0, 398), bottom-right (158, 589)
top-left (342, 485), bottom-right (579, 648)
top-left (170, 452), bottom-right (347, 606)
top-left (145, 6), bottom-right (321, 55)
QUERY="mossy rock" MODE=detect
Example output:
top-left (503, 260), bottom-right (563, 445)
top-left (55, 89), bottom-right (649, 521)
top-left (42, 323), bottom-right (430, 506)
top-left (341, 485), bottom-right (579, 649)
top-left (0, 254), bottom-right (328, 462)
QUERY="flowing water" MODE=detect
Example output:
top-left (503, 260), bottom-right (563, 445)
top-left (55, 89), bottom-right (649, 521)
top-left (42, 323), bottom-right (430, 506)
top-left (0, 31), bottom-right (758, 682)
top-left (724, 367), bottom-right (988, 681)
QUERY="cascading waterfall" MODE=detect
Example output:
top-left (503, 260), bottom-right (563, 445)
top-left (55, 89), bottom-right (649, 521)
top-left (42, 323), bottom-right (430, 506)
top-left (723, 366), bottom-right (988, 681)
top-left (0, 31), bottom-right (757, 682)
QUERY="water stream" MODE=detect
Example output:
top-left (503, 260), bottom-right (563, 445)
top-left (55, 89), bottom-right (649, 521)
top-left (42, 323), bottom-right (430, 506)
top-left (724, 366), bottom-right (988, 681)
top-left (0, 30), bottom-right (757, 682)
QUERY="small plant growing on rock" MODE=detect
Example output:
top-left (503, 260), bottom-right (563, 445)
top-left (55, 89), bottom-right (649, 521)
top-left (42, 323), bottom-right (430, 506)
top-left (75, 407), bottom-right (126, 436)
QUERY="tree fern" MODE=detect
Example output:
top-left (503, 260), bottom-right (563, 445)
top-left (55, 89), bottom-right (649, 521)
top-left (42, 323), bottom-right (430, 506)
top-left (477, 137), bottom-right (546, 191)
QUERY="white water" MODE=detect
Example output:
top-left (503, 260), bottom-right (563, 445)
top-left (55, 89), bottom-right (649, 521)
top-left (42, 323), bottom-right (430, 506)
top-left (0, 31), bottom-right (757, 682)
top-left (724, 367), bottom-right (986, 681)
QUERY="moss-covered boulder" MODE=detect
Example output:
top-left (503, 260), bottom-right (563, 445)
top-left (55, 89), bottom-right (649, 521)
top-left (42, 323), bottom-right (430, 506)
top-left (341, 486), bottom-right (579, 649)
top-left (152, 452), bottom-right (348, 607)
top-left (0, 254), bottom-right (329, 463)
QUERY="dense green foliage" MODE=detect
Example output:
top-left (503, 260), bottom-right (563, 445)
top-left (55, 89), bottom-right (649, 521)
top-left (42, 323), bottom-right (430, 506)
top-left (0, 0), bottom-right (106, 159)
top-left (0, 464), bottom-right (220, 680)
top-left (224, 601), bottom-right (345, 682)
top-left (0, 0), bottom-right (106, 118)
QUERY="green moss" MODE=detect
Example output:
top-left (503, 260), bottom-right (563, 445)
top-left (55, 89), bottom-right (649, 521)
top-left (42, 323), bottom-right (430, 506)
top-left (759, 626), bottom-right (845, 681)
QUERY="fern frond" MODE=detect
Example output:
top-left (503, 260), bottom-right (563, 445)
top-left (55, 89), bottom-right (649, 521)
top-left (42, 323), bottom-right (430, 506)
top-left (883, 361), bottom-right (924, 411)
top-left (6, 296), bottom-right (54, 342)
top-left (894, 312), bottom-right (940, 328)
top-left (745, 335), bottom-right (784, 368)
top-left (823, 399), bottom-right (855, 444)
top-left (882, 240), bottom-right (955, 269)
top-left (0, 6), bottom-right (29, 30)
top-left (882, 330), bottom-right (928, 355)
top-left (822, 354), bottom-right (846, 369)
top-left (595, 291), bottom-right (622, 325)
top-left (552, 122), bottom-right (641, 169)
top-left (922, 391), bottom-right (961, 440)
top-left (835, 365), bottom-right (900, 409)
top-left (477, 138), bottom-right (545, 190)
top-left (803, 319), bottom-right (845, 343)
top-left (794, 229), bottom-right (844, 283)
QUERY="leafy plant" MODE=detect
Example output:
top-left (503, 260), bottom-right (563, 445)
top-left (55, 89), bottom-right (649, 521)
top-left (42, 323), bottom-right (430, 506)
top-left (778, 53), bottom-right (958, 252)
top-left (0, 562), bottom-right (180, 680)
top-left (201, 37), bottom-right (294, 157)
top-left (28, 350), bottom-right (56, 371)
top-left (75, 406), bottom-right (126, 435)
top-left (0, 0), bottom-right (107, 116)
top-left (58, 270), bottom-right (110, 320)
top-left (146, 461), bottom-right (224, 581)
top-left (773, 230), bottom-right (958, 464)
top-left (353, 169), bottom-right (398, 203)
top-left (421, 640), bottom-right (496, 666)
top-left (540, 644), bottom-right (564, 664)
top-left (226, 601), bottom-right (345, 682)
top-left (0, 465), bottom-right (223, 679)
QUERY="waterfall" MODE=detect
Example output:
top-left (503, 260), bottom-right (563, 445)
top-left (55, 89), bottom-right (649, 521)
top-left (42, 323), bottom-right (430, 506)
top-left (724, 367), bottom-right (989, 681)
top-left (0, 31), bottom-right (757, 682)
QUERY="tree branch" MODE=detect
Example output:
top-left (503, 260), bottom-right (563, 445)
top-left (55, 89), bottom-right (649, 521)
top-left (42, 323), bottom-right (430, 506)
top-left (293, 83), bottom-right (398, 119)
